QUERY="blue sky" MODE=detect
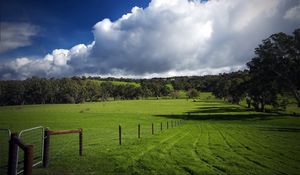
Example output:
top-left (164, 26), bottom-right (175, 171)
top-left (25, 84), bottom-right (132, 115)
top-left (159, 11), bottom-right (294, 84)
top-left (0, 0), bottom-right (299, 79)
top-left (0, 0), bottom-right (150, 59)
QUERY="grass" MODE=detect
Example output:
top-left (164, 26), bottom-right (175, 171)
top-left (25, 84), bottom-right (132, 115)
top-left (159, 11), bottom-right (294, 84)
top-left (91, 80), bottom-right (140, 87)
top-left (0, 97), bottom-right (300, 174)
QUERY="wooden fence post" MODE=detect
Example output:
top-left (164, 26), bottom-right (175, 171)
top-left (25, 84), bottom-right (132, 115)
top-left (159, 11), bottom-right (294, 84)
top-left (8, 133), bottom-right (18, 175)
top-left (152, 123), bottom-right (154, 135)
top-left (79, 128), bottom-right (83, 156)
top-left (23, 145), bottom-right (33, 175)
top-left (138, 124), bottom-right (140, 139)
top-left (119, 125), bottom-right (122, 145)
top-left (43, 129), bottom-right (50, 168)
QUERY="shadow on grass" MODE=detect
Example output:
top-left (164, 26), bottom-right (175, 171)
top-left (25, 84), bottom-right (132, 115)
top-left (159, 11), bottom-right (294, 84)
top-left (259, 127), bottom-right (300, 132)
top-left (156, 102), bottom-right (286, 121)
top-left (155, 113), bottom-right (279, 121)
top-left (189, 106), bottom-right (253, 113)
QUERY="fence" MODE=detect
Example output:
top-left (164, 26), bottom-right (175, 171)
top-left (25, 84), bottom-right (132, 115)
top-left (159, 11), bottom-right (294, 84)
top-left (118, 120), bottom-right (183, 145)
top-left (43, 128), bottom-right (83, 168)
top-left (8, 133), bottom-right (33, 175)
top-left (17, 126), bottom-right (44, 174)
top-left (0, 127), bottom-right (83, 175)
top-left (3, 120), bottom-right (183, 173)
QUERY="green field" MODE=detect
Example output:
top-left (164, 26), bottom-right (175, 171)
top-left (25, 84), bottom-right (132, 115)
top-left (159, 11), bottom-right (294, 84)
top-left (92, 80), bottom-right (140, 87)
top-left (0, 97), bottom-right (300, 175)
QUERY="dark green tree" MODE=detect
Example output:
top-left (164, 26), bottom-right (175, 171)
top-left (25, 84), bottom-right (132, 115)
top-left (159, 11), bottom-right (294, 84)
top-left (247, 28), bottom-right (300, 107)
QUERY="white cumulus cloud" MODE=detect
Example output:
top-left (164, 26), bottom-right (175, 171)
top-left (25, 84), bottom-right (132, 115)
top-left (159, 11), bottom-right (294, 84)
top-left (1, 0), bottom-right (300, 79)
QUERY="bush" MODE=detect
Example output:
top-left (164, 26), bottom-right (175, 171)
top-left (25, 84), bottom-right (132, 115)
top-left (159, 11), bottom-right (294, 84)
top-left (170, 91), bottom-right (180, 99)
top-left (186, 88), bottom-right (199, 100)
top-left (63, 94), bottom-right (75, 104)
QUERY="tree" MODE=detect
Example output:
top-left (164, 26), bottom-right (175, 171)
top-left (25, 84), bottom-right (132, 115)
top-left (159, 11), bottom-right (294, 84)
top-left (247, 28), bottom-right (300, 107)
top-left (86, 81), bottom-right (101, 101)
top-left (170, 90), bottom-right (180, 99)
top-left (186, 88), bottom-right (199, 100)
top-left (100, 82), bottom-right (113, 101)
top-left (211, 71), bottom-right (248, 104)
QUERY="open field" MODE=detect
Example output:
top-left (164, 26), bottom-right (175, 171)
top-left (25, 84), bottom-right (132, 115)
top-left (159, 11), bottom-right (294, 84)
top-left (0, 97), bottom-right (300, 175)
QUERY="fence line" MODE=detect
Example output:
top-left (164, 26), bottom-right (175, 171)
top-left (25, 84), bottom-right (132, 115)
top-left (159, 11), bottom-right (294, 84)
top-left (4, 119), bottom-right (185, 174)
top-left (118, 120), bottom-right (184, 145)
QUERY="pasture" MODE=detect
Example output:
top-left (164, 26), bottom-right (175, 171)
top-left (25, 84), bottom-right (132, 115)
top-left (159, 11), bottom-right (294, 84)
top-left (0, 97), bottom-right (300, 175)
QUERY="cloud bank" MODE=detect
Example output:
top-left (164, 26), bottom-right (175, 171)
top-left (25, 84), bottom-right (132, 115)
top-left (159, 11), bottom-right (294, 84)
top-left (1, 0), bottom-right (300, 79)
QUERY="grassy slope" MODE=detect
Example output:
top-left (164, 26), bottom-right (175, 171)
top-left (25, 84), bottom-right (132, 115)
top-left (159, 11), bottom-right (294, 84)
top-left (91, 80), bottom-right (140, 87)
top-left (0, 98), bottom-right (300, 175)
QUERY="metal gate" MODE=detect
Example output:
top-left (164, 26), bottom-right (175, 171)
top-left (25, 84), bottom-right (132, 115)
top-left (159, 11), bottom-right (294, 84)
top-left (16, 126), bottom-right (44, 174)
top-left (0, 129), bottom-right (11, 175)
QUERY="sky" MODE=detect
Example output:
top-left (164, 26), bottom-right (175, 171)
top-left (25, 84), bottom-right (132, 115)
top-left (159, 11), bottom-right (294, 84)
top-left (0, 0), bottom-right (300, 80)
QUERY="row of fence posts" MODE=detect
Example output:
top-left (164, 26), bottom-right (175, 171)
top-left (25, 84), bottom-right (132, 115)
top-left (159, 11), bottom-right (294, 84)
top-left (118, 120), bottom-right (183, 145)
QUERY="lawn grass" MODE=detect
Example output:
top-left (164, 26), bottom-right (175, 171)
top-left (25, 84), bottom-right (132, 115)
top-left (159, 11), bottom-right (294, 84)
top-left (0, 98), bottom-right (300, 175)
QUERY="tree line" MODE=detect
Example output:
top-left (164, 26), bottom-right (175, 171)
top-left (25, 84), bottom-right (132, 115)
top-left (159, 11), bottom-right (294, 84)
top-left (0, 77), bottom-right (174, 105)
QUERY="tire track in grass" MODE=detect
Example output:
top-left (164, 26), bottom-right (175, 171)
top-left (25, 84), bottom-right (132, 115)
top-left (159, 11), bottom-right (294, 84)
top-left (176, 123), bottom-right (206, 174)
top-left (215, 125), bottom-right (274, 173)
top-left (148, 122), bottom-right (223, 175)
top-left (118, 132), bottom-right (181, 174)
top-left (174, 135), bottom-right (212, 175)
top-left (209, 124), bottom-right (253, 175)
top-left (216, 124), bottom-right (288, 175)
top-left (191, 122), bottom-right (227, 175)
top-left (149, 124), bottom-right (197, 175)
top-left (207, 123), bottom-right (227, 164)
top-left (209, 123), bottom-right (257, 175)
top-left (127, 127), bottom-right (192, 174)
top-left (191, 123), bottom-right (202, 162)
top-left (234, 125), bottom-right (299, 162)
top-left (166, 123), bottom-right (225, 175)
top-left (131, 122), bottom-right (223, 175)
top-left (217, 126), bottom-right (271, 174)
top-left (136, 130), bottom-right (182, 159)
top-left (224, 126), bottom-right (297, 174)
top-left (126, 125), bottom-right (188, 170)
top-left (233, 125), bottom-right (300, 163)
top-left (191, 123), bottom-right (227, 175)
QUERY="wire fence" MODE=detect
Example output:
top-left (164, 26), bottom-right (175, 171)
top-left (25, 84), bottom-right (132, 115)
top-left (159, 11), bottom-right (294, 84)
top-left (118, 120), bottom-right (183, 145)
top-left (1, 120), bottom-right (184, 174)
top-left (0, 129), bottom-right (11, 175)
